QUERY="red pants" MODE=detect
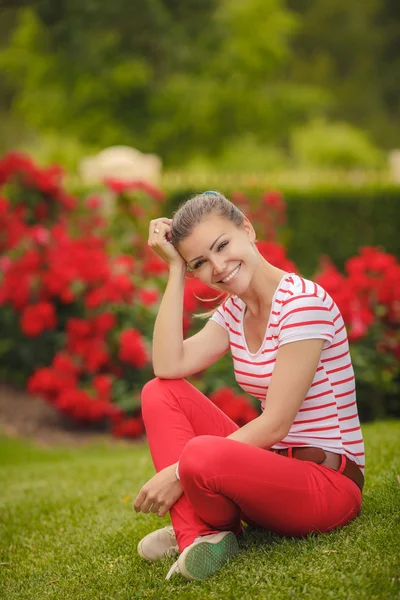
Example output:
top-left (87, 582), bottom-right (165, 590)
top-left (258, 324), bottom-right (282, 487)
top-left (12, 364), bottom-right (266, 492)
top-left (141, 378), bottom-right (362, 551)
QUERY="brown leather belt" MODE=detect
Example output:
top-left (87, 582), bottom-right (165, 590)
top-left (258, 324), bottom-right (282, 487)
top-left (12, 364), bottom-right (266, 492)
top-left (271, 447), bottom-right (364, 492)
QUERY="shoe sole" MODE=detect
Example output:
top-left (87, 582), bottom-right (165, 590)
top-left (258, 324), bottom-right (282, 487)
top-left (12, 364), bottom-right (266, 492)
top-left (137, 537), bottom-right (153, 561)
top-left (178, 532), bottom-right (239, 580)
top-left (137, 539), bottom-right (152, 561)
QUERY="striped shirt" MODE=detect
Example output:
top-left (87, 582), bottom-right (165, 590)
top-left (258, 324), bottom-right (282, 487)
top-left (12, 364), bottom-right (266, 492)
top-left (210, 272), bottom-right (365, 472)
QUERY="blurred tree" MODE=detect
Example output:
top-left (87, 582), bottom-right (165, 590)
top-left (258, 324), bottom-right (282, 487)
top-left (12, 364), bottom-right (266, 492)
top-left (286, 0), bottom-right (400, 150)
top-left (0, 0), bottom-right (326, 165)
top-left (0, 5), bottom-right (28, 154)
top-left (152, 0), bottom-right (327, 162)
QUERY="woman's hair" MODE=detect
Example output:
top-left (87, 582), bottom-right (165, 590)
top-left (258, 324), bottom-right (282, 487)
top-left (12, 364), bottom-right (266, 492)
top-left (170, 190), bottom-right (245, 248)
top-left (170, 191), bottom-right (246, 318)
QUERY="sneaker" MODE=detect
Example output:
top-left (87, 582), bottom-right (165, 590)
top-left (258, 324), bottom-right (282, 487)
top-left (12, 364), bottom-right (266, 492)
top-left (137, 525), bottom-right (179, 561)
top-left (165, 531), bottom-right (239, 581)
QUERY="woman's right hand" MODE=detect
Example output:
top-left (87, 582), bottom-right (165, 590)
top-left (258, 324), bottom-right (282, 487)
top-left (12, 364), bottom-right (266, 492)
top-left (148, 218), bottom-right (185, 268)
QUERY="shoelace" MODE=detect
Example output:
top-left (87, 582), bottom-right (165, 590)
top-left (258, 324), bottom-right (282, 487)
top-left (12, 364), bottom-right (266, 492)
top-left (165, 545), bottom-right (179, 558)
top-left (165, 525), bottom-right (175, 536)
top-left (165, 559), bottom-right (180, 580)
top-left (164, 527), bottom-right (178, 559)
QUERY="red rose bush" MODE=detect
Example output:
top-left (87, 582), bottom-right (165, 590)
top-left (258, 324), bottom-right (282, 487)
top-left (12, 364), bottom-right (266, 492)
top-left (0, 152), bottom-right (156, 436)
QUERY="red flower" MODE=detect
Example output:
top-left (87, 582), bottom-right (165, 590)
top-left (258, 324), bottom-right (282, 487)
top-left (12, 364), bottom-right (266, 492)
top-left (1, 272), bottom-right (30, 310)
top-left (262, 190), bottom-right (285, 212)
top-left (84, 287), bottom-right (107, 309)
top-left (103, 178), bottom-right (137, 194)
top-left (67, 318), bottom-right (92, 339)
top-left (52, 352), bottom-right (78, 375)
top-left (209, 387), bottom-right (258, 426)
top-left (85, 274), bottom-right (135, 308)
top-left (30, 225), bottom-right (50, 246)
top-left (114, 255), bottom-right (135, 272)
top-left (27, 366), bottom-right (76, 403)
top-left (0, 196), bottom-right (9, 214)
top-left (347, 247), bottom-right (397, 277)
top-left (256, 241), bottom-right (297, 273)
top-left (93, 374), bottom-right (113, 400)
top-left (85, 344), bottom-right (110, 373)
top-left (118, 328), bottom-right (148, 368)
top-left (108, 273), bottom-right (135, 302)
top-left (85, 195), bottom-right (102, 209)
top-left (315, 258), bottom-right (345, 293)
top-left (59, 194), bottom-right (77, 211)
top-left (137, 181), bottom-right (166, 202)
top-left (112, 416), bottom-right (145, 438)
top-left (0, 256), bottom-right (12, 273)
top-left (56, 388), bottom-right (113, 422)
top-left (92, 312), bottom-right (116, 336)
top-left (142, 252), bottom-right (169, 276)
top-left (348, 302), bottom-right (374, 342)
top-left (138, 287), bottom-right (160, 306)
top-left (315, 249), bottom-right (400, 340)
top-left (66, 318), bottom-right (110, 371)
top-left (20, 302), bottom-right (57, 337)
top-left (0, 152), bottom-right (77, 215)
top-left (103, 178), bottom-right (165, 201)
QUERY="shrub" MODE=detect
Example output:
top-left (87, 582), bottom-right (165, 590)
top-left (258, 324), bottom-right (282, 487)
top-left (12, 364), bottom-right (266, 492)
top-left (0, 152), bottom-right (155, 435)
top-left (290, 118), bottom-right (385, 169)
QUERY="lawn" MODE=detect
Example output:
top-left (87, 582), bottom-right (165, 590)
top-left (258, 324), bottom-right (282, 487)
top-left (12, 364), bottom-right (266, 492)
top-left (1, 421), bottom-right (399, 600)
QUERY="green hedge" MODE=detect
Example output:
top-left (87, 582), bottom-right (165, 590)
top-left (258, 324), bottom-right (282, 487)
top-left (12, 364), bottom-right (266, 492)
top-left (164, 185), bottom-right (400, 276)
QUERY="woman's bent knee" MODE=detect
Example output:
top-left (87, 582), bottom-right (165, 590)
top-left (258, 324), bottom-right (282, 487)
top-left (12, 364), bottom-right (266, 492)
top-left (140, 377), bottom-right (185, 419)
top-left (179, 436), bottom-right (219, 480)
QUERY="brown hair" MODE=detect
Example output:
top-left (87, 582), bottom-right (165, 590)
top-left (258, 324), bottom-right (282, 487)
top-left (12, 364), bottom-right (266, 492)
top-left (170, 191), bottom-right (246, 318)
top-left (170, 190), bottom-right (245, 247)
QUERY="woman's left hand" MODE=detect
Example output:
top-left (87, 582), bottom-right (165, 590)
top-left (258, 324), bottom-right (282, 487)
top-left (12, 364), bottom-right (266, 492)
top-left (133, 464), bottom-right (183, 518)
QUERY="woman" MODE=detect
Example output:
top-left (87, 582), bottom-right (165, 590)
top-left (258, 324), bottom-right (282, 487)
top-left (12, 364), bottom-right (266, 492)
top-left (133, 191), bottom-right (364, 582)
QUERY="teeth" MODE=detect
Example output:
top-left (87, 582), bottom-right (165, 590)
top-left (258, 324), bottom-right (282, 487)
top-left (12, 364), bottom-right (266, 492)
top-left (221, 264), bottom-right (240, 283)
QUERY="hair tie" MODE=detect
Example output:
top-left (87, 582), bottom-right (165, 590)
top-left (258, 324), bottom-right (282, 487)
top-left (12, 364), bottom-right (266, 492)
top-left (201, 190), bottom-right (219, 197)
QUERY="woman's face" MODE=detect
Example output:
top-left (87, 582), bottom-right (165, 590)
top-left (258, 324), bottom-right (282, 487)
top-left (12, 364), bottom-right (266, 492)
top-left (177, 214), bottom-right (258, 293)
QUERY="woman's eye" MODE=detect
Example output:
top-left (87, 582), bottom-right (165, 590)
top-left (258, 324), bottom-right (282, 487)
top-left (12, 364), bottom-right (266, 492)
top-left (218, 241), bottom-right (228, 251)
top-left (193, 260), bottom-right (205, 270)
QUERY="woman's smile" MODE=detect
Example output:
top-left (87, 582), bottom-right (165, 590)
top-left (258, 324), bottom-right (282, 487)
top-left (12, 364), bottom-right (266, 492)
top-left (217, 262), bottom-right (241, 285)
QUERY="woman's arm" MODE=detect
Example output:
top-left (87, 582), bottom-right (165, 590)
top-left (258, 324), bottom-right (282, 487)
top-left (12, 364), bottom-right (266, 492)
top-left (152, 261), bottom-right (187, 376)
top-left (147, 217), bottom-right (188, 376)
top-left (227, 338), bottom-right (325, 448)
top-left (148, 217), bottom-right (230, 379)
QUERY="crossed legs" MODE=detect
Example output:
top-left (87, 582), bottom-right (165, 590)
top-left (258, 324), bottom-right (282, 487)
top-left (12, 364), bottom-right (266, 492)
top-left (141, 378), bottom-right (362, 551)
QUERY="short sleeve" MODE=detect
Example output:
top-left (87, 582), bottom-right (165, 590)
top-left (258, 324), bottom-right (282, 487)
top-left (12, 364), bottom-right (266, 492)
top-left (277, 293), bottom-right (336, 349)
top-left (209, 305), bottom-right (228, 331)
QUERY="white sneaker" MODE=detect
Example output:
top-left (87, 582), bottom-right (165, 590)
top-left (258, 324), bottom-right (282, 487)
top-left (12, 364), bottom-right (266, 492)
top-left (165, 531), bottom-right (239, 581)
top-left (137, 525), bottom-right (179, 561)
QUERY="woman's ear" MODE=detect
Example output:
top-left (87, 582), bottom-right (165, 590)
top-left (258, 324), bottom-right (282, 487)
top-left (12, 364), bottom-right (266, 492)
top-left (242, 217), bottom-right (256, 243)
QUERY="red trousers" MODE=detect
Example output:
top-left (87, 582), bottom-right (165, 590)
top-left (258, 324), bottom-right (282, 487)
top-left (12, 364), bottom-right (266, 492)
top-left (141, 378), bottom-right (362, 551)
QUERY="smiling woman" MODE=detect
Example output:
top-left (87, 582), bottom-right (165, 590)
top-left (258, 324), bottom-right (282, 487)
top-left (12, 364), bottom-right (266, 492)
top-left (133, 191), bottom-right (365, 583)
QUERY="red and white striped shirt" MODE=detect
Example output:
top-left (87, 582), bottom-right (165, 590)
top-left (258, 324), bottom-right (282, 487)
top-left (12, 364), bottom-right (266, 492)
top-left (210, 272), bottom-right (365, 472)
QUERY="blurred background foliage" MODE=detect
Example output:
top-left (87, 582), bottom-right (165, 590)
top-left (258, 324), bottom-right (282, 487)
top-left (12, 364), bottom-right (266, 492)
top-left (0, 0), bottom-right (399, 432)
top-left (0, 0), bottom-right (399, 172)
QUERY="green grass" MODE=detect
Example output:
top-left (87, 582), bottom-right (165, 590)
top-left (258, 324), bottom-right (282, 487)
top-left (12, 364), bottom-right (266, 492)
top-left (1, 422), bottom-right (399, 600)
